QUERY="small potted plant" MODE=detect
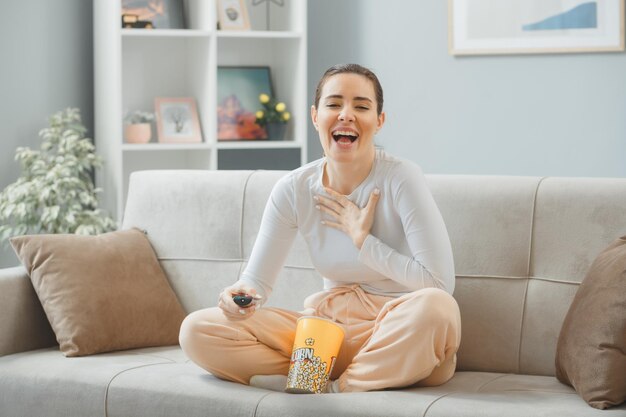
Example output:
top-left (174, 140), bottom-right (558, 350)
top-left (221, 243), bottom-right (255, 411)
top-left (255, 93), bottom-right (291, 140)
top-left (124, 110), bottom-right (155, 144)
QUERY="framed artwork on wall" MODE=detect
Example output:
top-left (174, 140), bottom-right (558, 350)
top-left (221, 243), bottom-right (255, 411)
top-left (448, 0), bottom-right (625, 55)
top-left (121, 0), bottom-right (185, 29)
top-left (154, 97), bottom-right (202, 143)
top-left (217, 66), bottom-right (274, 141)
top-left (216, 0), bottom-right (251, 30)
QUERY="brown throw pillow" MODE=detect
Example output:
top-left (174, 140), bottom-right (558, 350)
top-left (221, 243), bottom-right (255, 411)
top-left (10, 228), bottom-right (186, 357)
top-left (555, 236), bottom-right (626, 409)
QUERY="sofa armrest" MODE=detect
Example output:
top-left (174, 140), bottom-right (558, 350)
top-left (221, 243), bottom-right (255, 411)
top-left (0, 266), bottom-right (56, 356)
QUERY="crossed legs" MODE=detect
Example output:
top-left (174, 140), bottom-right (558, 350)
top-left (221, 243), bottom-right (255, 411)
top-left (179, 287), bottom-right (461, 392)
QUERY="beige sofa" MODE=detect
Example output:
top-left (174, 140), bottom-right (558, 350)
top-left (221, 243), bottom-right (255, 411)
top-left (1, 170), bottom-right (625, 417)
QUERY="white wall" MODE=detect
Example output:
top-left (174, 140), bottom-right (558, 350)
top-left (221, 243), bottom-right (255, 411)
top-left (308, 0), bottom-right (626, 177)
top-left (0, 1), bottom-right (94, 267)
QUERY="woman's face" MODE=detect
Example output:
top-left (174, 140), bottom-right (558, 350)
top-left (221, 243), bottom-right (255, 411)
top-left (311, 73), bottom-right (385, 164)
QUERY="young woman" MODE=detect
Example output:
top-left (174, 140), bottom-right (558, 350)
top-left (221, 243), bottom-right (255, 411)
top-left (179, 64), bottom-right (461, 393)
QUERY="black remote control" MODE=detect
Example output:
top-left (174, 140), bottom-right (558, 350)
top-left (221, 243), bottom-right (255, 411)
top-left (233, 294), bottom-right (253, 307)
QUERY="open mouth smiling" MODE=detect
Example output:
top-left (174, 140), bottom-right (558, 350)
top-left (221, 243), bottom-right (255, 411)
top-left (332, 130), bottom-right (359, 144)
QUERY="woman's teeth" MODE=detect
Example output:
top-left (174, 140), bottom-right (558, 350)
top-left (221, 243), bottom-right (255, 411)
top-left (332, 131), bottom-right (358, 143)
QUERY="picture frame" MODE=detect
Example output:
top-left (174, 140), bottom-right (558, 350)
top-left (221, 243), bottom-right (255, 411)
top-left (448, 0), bottom-right (625, 55)
top-left (217, 66), bottom-right (274, 141)
top-left (154, 97), bottom-right (203, 143)
top-left (121, 0), bottom-right (185, 29)
top-left (216, 0), bottom-right (251, 31)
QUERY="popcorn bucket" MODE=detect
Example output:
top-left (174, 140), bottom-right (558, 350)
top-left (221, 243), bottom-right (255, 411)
top-left (285, 316), bottom-right (345, 394)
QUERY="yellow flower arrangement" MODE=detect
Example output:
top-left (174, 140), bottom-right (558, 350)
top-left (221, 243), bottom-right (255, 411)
top-left (255, 93), bottom-right (290, 126)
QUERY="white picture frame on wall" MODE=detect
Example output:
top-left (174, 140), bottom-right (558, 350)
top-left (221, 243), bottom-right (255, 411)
top-left (448, 0), bottom-right (625, 55)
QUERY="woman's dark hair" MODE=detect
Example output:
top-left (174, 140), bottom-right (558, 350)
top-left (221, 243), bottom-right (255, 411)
top-left (313, 64), bottom-right (384, 116)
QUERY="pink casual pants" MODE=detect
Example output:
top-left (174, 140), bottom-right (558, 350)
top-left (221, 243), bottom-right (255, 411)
top-left (179, 285), bottom-right (461, 392)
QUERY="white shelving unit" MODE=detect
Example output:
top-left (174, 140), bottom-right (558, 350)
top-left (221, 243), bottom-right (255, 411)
top-left (94, 0), bottom-right (308, 221)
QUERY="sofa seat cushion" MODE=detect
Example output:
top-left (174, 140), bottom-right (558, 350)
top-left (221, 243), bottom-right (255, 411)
top-left (0, 346), bottom-right (180, 417)
top-left (419, 373), bottom-right (626, 417)
top-left (0, 346), bottom-right (626, 417)
top-left (104, 354), bottom-right (274, 417)
top-left (0, 346), bottom-right (271, 417)
top-left (255, 372), bottom-right (624, 417)
top-left (4, 346), bottom-right (625, 417)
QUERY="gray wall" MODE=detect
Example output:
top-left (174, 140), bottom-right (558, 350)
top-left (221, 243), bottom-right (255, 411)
top-left (0, 1), bottom-right (93, 267)
top-left (2, 1), bottom-right (625, 267)
top-left (307, 1), bottom-right (626, 177)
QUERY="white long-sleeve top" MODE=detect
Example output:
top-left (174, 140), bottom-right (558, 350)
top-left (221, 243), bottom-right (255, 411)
top-left (239, 148), bottom-right (455, 301)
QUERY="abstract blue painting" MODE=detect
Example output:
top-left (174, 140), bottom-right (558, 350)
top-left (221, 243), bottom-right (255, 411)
top-left (523, 2), bottom-right (597, 31)
top-left (449, 0), bottom-right (624, 55)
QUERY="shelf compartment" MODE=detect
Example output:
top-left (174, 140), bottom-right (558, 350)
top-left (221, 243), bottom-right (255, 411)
top-left (122, 35), bottom-right (213, 147)
top-left (217, 37), bottom-right (305, 150)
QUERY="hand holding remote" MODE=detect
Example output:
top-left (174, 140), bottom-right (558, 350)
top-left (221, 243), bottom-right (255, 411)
top-left (217, 282), bottom-right (262, 320)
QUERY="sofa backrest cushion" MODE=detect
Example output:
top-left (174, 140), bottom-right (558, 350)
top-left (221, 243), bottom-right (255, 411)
top-left (121, 170), bottom-right (626, 377)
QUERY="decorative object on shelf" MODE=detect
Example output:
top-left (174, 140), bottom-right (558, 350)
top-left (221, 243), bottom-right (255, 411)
top-left (449, 0), bottom-right (625, 55)
top-left (252, 0), bottom-right (285, 31)
top-left (217, 66), bottom-right (274, 141)
top-left (0, 108), bottom-right (116, 243)
top-left (255, 93), bottom-right (290, 141)
top-left (154, 97), bottom-right (203, 143)
top-left (121, 0), bottom-right (185, 29)
top-left (216, 0), bottom-right (251, 31)
top-left (122, 14), bottom-right (154, 29)
top-left (124, 110), bottom-right (154, 144)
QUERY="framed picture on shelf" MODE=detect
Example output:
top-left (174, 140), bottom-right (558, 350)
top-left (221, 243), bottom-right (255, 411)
top-left (121, 0), bottom-right (185, 29)
top-left (448, 0), bottom-right (625, 55)
top-left (217, 66), bottom-right (274, 141)
top-left (216, 0), bottom-right (251, 31)
top-left (155, 97), bottom-right (202, 143)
